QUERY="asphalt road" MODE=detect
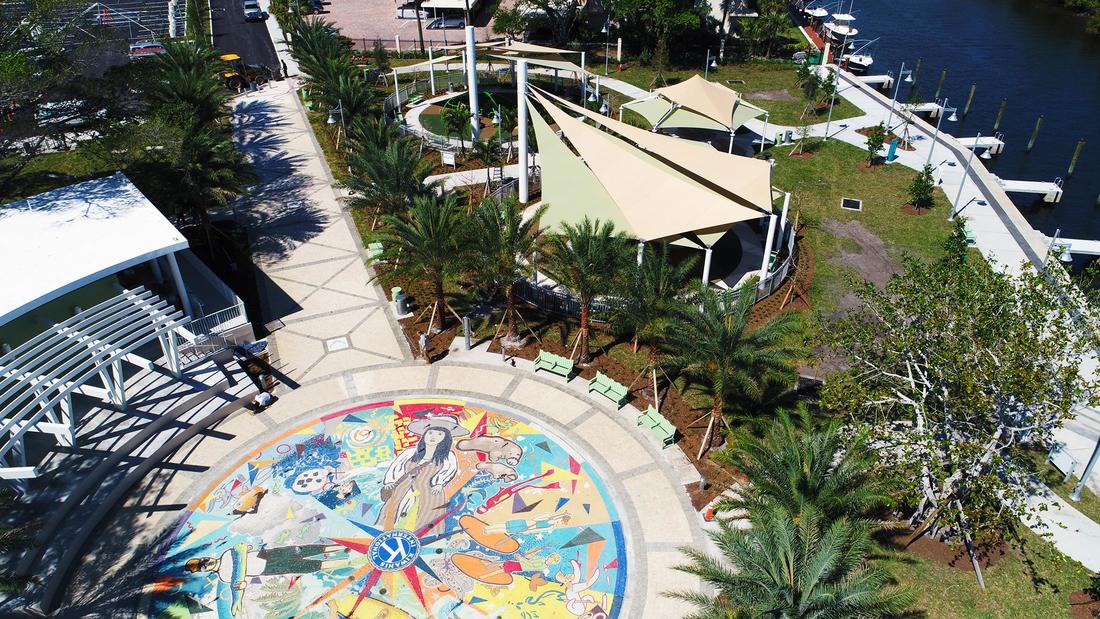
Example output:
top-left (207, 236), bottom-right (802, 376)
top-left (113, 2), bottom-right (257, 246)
top-left (210, 0), bottom-right (280, 76)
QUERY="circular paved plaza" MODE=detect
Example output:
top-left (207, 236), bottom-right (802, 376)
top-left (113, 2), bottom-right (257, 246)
top-left (148, 398), bottom-right (631, 618)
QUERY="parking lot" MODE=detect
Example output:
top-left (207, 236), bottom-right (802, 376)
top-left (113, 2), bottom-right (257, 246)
top-left (319, 0), bottom-right (507, 51)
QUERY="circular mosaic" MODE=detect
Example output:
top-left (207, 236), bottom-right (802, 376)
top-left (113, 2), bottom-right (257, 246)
top-left (149, 399), bottom-right (628, 618)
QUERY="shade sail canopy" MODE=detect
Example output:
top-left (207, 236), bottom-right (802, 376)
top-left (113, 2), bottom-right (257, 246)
top-left (403, 55), bottom-right (460, 70)
top-left (535, 87), bottom-right (773, 213)
top-left (0, 173), bottom-right (188, 326)
top-left (494, 40), bottom-right (580, 55)
top-left (529, 90), bottom-right (767, 242)
top-left (488, 54), bottom-right (583, 74)
top-left (626, 74), bottom-right (767, 133)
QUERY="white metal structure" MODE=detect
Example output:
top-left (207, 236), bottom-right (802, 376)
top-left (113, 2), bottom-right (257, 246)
top-left (0, 288), bottom-right (185, 481)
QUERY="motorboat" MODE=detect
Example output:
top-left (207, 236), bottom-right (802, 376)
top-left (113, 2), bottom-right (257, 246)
top-left (824, 13), bottom-right (858, 42)
top-left (801, 1), bottom-right (830, 20)
top-left (841, 38), bottom-right (876, 73)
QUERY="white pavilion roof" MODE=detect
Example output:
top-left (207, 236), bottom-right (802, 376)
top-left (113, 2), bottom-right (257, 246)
top-left (0, 173), bottom-right (188, 326)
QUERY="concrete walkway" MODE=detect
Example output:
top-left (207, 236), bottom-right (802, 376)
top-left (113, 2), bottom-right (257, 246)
top-left (59, 83), bottom-right (706, 616)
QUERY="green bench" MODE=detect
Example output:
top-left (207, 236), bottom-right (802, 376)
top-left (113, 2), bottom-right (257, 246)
top-left (366, 241), bottom-right (384, 262)
top-left (407, 93), bottom-right (424, 106)
top-left (588, 371), bottom-right (628, 407)
top-left (533, 350), bottom-right (573, 378)
top-left (963, 223), bottom-right (977, 246)
top-left (637, 405), bottom-right (676, 448)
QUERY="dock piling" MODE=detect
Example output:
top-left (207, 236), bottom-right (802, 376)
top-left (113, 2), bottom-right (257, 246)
top-left (934, 69), bottom-right (947, 99)
top-left (1027, 115), bottom-right (1044, 153)
top-left (993, 98), bottom-right (1007, 131)
top-left (913, 58), bottom-right (923, 84)
top-left (1068, 139), bottom-right (1085, 176)
top-left (963, 84), bottom-right (977, 117)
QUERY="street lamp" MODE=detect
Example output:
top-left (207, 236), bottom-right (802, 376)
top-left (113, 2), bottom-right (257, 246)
top-left (1072, 435), bottom-right (1100, 502)
top-left (704, 49), bottom-right (717, 80)
top-left (602, 16), bottom-right (612, 76)
top-left (885, 61), bottom-right (913, 132)
top-left (950, 131), bottom-right (980, 222)
top-left (327, 99), bottom-right (347, 150)
top-left (599, 96), bottom-right (610, 115)
top-left (926, 97), bottom-right (958, 167)
top-left (1044, 228), bottom-right (1075, 266)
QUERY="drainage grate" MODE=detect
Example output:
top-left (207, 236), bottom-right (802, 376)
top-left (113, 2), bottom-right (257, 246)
top-left (840, 197), bottom-right (863, 212)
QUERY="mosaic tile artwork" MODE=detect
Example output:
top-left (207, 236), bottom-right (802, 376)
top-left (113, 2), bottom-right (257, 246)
top-left (148, 399), bottom-right (628, 618)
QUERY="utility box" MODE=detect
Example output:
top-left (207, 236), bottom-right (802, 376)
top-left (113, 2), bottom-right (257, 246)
top-left (392, 287), bottom-right (409, 315)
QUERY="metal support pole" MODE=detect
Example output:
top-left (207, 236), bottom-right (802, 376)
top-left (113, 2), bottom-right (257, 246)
top-left (934, 68), bottom-right (947, 99)
top-left (165, 251), bottom-right (193, 317)
top-left (1027, 115), bottom-right (1044, 153)
top-left (465, 26), bottom-right (479, 143)
top-left (462, 316), bottom-right (472, 350)
top-left (149, 257), bottom-right (164, 284)
top-left (636, 240), bottom-right (645, 265)
top-left (927, 97), bottom-right (950, 167)
top-left (617, 37), bottom-right (622, 62)
top-left (950, 132), bottom-right (980, 221)
top-left (428, 48), bottom-right (436, 95)
top-left (1071, 434), bottom-right (1100, 501)
top-left (779, 191), bottom-right (791, 247)
top-left (517, 60), bottom-right (529, 203)
top-left (759, 112), bottom-right (770, 154)
top-left (759, 214), bottom-right (778, 286)
top-left (885, 61), bottom-right (906, 131)
top-left (580, 51), bottom-right (587, 105)
top-left (701, 247), bottom-right (713, 285)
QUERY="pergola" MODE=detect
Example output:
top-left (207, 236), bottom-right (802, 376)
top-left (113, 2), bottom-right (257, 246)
top-left (621, 75), bottom-right (770, 153)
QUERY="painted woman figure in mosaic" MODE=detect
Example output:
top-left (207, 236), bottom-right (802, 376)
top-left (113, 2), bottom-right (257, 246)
top-left (377, 413), bottom-right (466, 535)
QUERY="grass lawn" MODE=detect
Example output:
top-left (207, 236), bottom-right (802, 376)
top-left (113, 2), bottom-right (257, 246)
top-left (608, 61), bottom-right (862, 127)
top-left (0, 148), bottom-right (120, 205)
top-left (880, 526), bottom-right (1092, 618)
top-left (769, 139), bottom-right (955, 311)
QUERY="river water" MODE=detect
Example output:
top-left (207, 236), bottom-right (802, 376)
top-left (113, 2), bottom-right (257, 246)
top-left (840, 0), bottom-right (1100, 247)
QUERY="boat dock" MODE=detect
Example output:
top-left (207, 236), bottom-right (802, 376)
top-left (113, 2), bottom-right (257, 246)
top-left (958, 135), bottom-right (1005, 154)
top-left (903, 102), bottom-right (946, 118)
top-left (858, 74), bottom-right (894, 90)
top-left (1050, 236), bottom-right (1100, 256)
top-left (995, 176), bottom-right (1064, 203)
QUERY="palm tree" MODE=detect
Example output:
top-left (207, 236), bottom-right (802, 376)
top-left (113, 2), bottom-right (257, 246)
top-left (470, 198), bottom-right (548, 344)
top-left (542, 218), bottom-right (634, 364)
top-left (345, 136), bottom-right (435, 226)
top-left (714, 409), bottom-right (893, 521)
top-left (498, 106), bottom-right (518, 162)
top-left (667, 506), bottom-right (912, 618)
top-left (375, 194), bottom-right (470, 333)
top-left (759, 11), bottom-right (789, 59)
top-left (471, 138), bottom-right (503, 189)
top-left (443, 101), bottom-right (472, 154)
top-left (146, 40), bottom-right (227, 129)
top-left (349, 115), bottom-right (398, 153)
top-left (666, 284), bottom-right (804, 460)
top-left (612, 244), bottom-right (696, 411)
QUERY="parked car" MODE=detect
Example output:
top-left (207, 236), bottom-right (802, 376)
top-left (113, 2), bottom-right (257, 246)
top-left (127, 41), bottom-right (165, 60)
top-left (427, 15), bottom-right (464, 29)
top-left (243, 0), bottom-right (265, 21)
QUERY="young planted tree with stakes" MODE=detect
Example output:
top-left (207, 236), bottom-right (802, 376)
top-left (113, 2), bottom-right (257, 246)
top-left (471, 139), bottom-right (504, 190)
top-left (666, 284), bottom-right (804, 460)
top-left (667, 506), bottom-right (913, 617)
top-left (443, 102), bottom-right (472, 154)
top-left (866, 122), bottom-right (887, 165)
top-left (542, 218), bottom-right (634, 364)
top-left (373, 194), bottom-right (471, 334)
top-left (907, 163), bottom-right (936, 211)
top-left (470, 198), bottom-right (549, 345)
top-left (498, 107), bottom-right (518, 162)
top-left (612, 245), bottom-right (696, 411)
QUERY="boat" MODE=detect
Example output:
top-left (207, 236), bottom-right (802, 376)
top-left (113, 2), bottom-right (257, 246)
top-left (801, 1), bottom-right (830, 21)
top-left (841, 38), bottom-right (876, 73)
top-left (824, 13), bottom-right (858, 42)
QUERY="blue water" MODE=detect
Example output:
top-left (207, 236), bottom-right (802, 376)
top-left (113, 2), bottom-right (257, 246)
top-left (846, 0), bottom-right (1100, 243)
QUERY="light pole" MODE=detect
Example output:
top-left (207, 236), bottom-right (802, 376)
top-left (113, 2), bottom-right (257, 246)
top-left (949, 131), bottom-right (979, 221)
top-left (1072, 435), bottom-right (1100, 502)
top-left (704, 49), bottom-right (717, 80)
top-left (885, 61), bottom-right (914, 132)
top-left (602, 17), bottom-right (611, 76)
top-left (326, 99), bottom-right (346, 150)
top-left (1043, 228), bottom-right (1074, 266)
top-left (926, 97), bottom-right (958, 167)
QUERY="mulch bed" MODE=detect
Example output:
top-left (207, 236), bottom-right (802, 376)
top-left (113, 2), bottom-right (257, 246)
top-left (901, 203), bottom-right (933, 216)
top-left (875, 528), bottom-right (1008, 572)
top-left (1069, 590), bottom-right (1100, 619)
top-left (787, 150), bottom-right (815, 160)
top-left (855, 126), bottom-right (917, 151)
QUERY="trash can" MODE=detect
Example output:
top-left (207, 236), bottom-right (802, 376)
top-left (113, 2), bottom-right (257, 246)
top-left (785, 129), bottom-right (793, 144)
top-left (392, 287), bottom-right (408, 315)
top-left (775, 131), bottom-right (782, 145)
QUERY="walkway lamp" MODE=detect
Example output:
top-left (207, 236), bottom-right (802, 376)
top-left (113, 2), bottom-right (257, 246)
top-left (704, 49), bottom-right (717, 80)
top-left (327, 99), bottom-right (347, 149)
top-left (603, 16), bottom-right (612, 76)
top-left (949, 131), bottom-right (980, 222)
top-left (1072, 436), bottom-right (1100, 502)
top-left (884, 61), bottom-right (913, 132)
top-left (599, 97), bottom-right (610, 115)
top-left (926, 97), bottom-right (958, 167)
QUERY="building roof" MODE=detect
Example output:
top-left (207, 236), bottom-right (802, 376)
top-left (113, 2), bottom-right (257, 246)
top-left (0, 173), bottom-right (187, 326)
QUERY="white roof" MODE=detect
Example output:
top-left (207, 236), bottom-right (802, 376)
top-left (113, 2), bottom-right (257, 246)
top-left (0, 173), bottom-right (188, 326)
top-left (422, 0), bottom-right (479, 9)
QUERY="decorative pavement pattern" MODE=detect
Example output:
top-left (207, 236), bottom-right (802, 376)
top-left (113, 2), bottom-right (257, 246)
top-left (148, 398), bottom-right (627, 618)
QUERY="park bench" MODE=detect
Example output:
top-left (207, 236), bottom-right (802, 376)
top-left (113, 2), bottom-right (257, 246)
top-left (637, 405), bottom-right (676, 448)
top-left (533, 350), bottom-right (573, 379)
top-left (1048, 442), bottom-right (1077, 483)
top-left (588, 371), bottom-right (628, 407)
top-left (366, 241), bottom-right (384, 262)
top-left (407, 93), bottom-right (424, 106)
top-left (963, 223), bottom-right (977, 246)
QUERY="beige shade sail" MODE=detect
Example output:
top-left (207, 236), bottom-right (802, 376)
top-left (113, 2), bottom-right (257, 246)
top-left (535, 87), bottom-right (773, 213)
top-left (529, 90), bottom-right (766, 242)
top-left (401, 55), bottom-right (460, 71)
top-left (488, 54), bottom-right (583, 74)
top-left (627, 74), bottom-right (768, 132)
top-left (494, 40), bottom-right (581, 55)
